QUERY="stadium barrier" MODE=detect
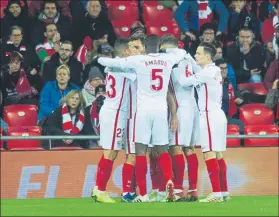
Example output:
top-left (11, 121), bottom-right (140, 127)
top-left (1, 146), bottom-right (278, 199)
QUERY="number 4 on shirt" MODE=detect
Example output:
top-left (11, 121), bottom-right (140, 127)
top-left (151, 69), bottom-right (163, 91)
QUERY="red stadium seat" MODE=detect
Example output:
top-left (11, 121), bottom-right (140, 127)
top-left (0, 0), bottom-right (8, 18)
top-left (142, 1), bottom-right (173, 25)
top-left (244, 125), bottom-right (279, 147)
top-left (107, 1), bottom-right (139, 21)
top-left (51, 146), bottom-right (83, 150)
top-left (227, 125), bottom-right (241, 147)
top-left (237, 83), bottom-right (268, 95)
top-left (112, 20), bottom-right (140, 38)
top-left (7, 126), bottom-right (43, 150)
top-left (3, 104), bottom-right (38, 127)
top-left (146, 20), bottom-right (181, 38)
top-left (261, 18), bottom-right (274, 44)
top-left (239, 104), bottom-right (274, 126)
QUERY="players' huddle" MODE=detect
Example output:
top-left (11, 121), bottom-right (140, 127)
top-left (91, 34), bottom-right (230, 203)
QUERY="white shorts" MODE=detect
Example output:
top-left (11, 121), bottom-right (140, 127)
top-left (199, 109), bottom-right (227, 153)
top-left (169, 106), bottom-right (200, 147)
top-left (99, 108), bottom-right (127, 151)
top-left (133, 109), bottom-right (169, 146)
top-left (124, 117), bottom-right (136, 154)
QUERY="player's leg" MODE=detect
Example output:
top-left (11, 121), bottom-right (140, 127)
top-left (183, 147), bottom-right (198, 201)
top-left (216, 152), bottom-right (230, 201)
top-left (92, 109), bottom-right (125, 203)
top-left (132, 112), bottom-right (152, 202)
top-left (199, 111), bottom-right (227, 203)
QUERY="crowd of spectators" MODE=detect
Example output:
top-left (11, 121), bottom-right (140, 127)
top-left (1, 0), bottom-right (279, 149)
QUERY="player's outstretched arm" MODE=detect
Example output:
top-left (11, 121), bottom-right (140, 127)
top-left (98, 57), bottom-right (136, 70)
top-left (165, 48), bottom-right (186, 64)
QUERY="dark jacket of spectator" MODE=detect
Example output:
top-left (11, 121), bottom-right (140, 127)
top-left (228, 3), bottom-right (260, 41)
top-left (263, 59), bottom-right (279, 90)
top-left (28, 0), bottom-right (72, 19)
top-left (38, 81), bottom-right (79, 120)
top-left (44, 105), bottom-right (93, 149)
top-left (43, 53), bottom-right (83, 86)
top-left (1, 40), bottom-right (39, 69)
top-left (226, 40), bottom-right (266, 84)
top-left (31, 12), bottom-right (71, 46)
top-left (1, 0), bottom-right (31, 43)
top-left (174, 0), bottom-right (229, 34)
top-left (0, 65), bottom-right (42, 107)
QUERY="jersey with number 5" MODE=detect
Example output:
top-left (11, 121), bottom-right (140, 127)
top-left (102, 67), bottom-right (136, 117)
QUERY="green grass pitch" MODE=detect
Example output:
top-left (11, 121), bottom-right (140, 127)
top-left (1, 196), bottom-right (278, 216)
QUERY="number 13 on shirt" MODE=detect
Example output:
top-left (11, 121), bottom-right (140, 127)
top-left (151, 69), bottom-right (163, 91)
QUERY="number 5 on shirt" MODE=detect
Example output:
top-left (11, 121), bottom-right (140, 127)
top-left (151, 69), bottom-right (163, 91)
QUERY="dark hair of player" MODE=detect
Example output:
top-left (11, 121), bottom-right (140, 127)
top-left (144, 34), bottom-right (161, 54)
top-left (114, 38), bottom-right (130, 57)
top-left (160, 34), bottom-right (178, 47)
top-left (199, 42), bottom-right (216, 61)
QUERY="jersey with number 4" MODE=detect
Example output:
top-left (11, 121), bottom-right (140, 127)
top-left (171, 53), bottom-right (201, 108)
top-left (98, 49), bottom-right (186, 111)
top-left (102, 66), bottom-right (136, 117)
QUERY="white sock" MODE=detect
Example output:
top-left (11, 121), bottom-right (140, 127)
top-left (130, 192), bottom-right (135, 196)
top-left (188, 189), bottom-right (197, 193)
top-left (212, 192), bottom-right (222, 197)
top-left (222, 191), bottom-right (229, 197)
top-left (122, 192), bottom-right (129, 196)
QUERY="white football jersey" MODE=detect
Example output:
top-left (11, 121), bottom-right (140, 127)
top-left (171, 53), bottom-right (201, 108)
top-left (102, 66), bottom-right (136, 117)
top-left (98, 48), bottom-right (186, 111)
top-left (174, 63), bottom-right (223, 111)
top-left (128, 80), bottom-right (137, 119)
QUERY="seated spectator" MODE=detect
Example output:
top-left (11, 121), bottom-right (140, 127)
top-left (214, 42), bottom-right (237, 89)
top-left (174, 0), bottom-right (229, 41)
top-left (227, 0), bottom-right (260, 42)
top-left (30, 0), bottom-right (71, 46)
top-left (226, 27), bottom-right (266, 84)
top-left (1, 26), bottom-right (39, 70)
top-left (216, 59), bottom-right (244, 134)
top-left (73, 0), bottom-right (116, 49)
top-left (0, 52), bottom-right (42, 108)
top-left (82, 67), bottom-right (104, 107)
top-left (28, 0), bottom-right (71, 19)
top-left (82, 43), bottom-right (114, 81)
top-left (43, 90), bottom-right (93, 149)
top-left (43, 41), bottom-right (82, 86)
top-left (35, 23), bottom-right (61, 67)
top-left (264, 57), bottom-right (279, 90)
top-left (265, 79), bottom-right (279, 119)
top-left (87, 84), bottom-right (106, 148)
top-left (38, 64), bottom-right (79, 120)
top-left (1, 0), bottom-right (31, 43)
top-left (75, 30), bottom-right (109, 66)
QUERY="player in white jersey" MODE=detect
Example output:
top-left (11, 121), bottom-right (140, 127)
top-left (98, 35), bottom-right (186, 202)
top-left (92, 38), bottom-right (138, 203)
top-left (174, 42), bottom-right (229, 203)
top-left (159, 35), bottom-right (201, 202)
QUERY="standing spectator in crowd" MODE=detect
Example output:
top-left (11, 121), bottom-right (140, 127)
top-left (214, 42), bottom-right (237, 89)
top-left (227, 0), bottom-right (260, 42)
top-left (43, 41), bottom-right (83, 86)
top-left (82, 43), bottom-right (114, 81)
top-left (28, 0), bottom-right (71, 19)
top-left (216, 59), bottom-right (244, 134)
top-left (43, 90), bottom-right (93, 149)
top-left (264, 55), bottom-right (279, 90)
top-left (0, 52), bottom-right (42, 108)
top-left (1, 0), bottom-right (31, 43)
top-left (265, 79), bottom-right (279, 120)
top-left (35, 23), bottom-right (61, 66)
top-left (31, 0), bottom-right (71, 46)
top-left (87, 84), bottom-right (106, 148)
top-left (82, 67), bottom-right (104, 107)
top-left (73, 0), bottom-right (116, 49)
top-left (38, 64), bottom-right (80, 120)
top-left (227, 28), bottom-right (266, 84)
top-left (75, 30), bottom-right (109, 66)
top-left (157, 0), bottom-right (181, 12)
top-left (174, 0), bottom-right (229, 41)
top-left (1, 26), bottom-right (39, 70)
